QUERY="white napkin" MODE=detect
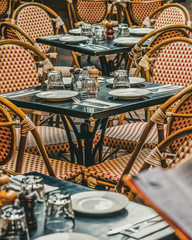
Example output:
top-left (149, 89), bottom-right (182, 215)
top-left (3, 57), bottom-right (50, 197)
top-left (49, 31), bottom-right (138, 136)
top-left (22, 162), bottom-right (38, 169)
top-left (147, 85), bottom-right (184, 93)
top-left (80, 99), bottom-right (122, 109)
top-left (9, 175), bottom-right (58, 193)
top-left (122, 221), bottom-right (173, 239)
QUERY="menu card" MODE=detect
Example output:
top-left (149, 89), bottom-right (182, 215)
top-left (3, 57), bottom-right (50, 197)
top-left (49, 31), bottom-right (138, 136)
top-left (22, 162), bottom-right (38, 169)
top-left (124, 157), bottom-right (192, 240)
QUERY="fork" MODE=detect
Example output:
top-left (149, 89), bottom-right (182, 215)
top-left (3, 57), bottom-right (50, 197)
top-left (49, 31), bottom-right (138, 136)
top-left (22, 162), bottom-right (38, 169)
top-left (72, 97), bottom-right (110, 108)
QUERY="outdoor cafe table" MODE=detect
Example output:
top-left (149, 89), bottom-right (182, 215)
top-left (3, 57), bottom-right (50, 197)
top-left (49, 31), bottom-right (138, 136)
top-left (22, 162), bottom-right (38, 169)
top-left (3, 82), bottom-right (182, 167)
top-left (36, 36), bottom-right (150, 76)
top-left (24, 172), bottom-right (177, 240)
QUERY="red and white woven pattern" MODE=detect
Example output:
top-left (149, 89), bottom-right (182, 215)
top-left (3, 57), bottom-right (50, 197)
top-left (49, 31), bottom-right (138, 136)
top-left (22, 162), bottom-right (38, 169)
top-left (76, 0), bottom-right (107, 23)
top-left (0, 0), bottom-right (9, 16)
top-left (38, 66), bottom-right (72, 78)
top-left (16, 6), bottom-right (54, 53)
top-left (172, 139), bottom-right (192, 165)
top-left (3, 151), bottom-right (85, 182)
top-left (154, 7), bottom-right (186, 29)
top-left (152, 42), bottom-right (192, 86)
top-left (0, 44), bottom-right (39, 93)
top-left (96, 122), bottom-right (167, 152)
top-left (84, 148), bottom-right (151, 185)
top-left (131, 0), bottom-right (162, 25)
top-left (15, 126), bottom-right (77, 148)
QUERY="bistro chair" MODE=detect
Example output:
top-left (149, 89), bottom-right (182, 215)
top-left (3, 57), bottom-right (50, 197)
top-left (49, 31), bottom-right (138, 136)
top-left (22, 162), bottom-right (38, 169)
top-left (9, 2), bottom-right (79, 76)
top-left (125, 127), bottom-right (192, 201)
top-left (0, 96), bottom-right (85, 183)
top-left (142, 3), bottom-right (191, 29)
top-left (0, 0), bottom-right (11, 21)
top-left (95, 37), bottom-right (192, 156)
top-left (122, 0), bottom-right (166, 26)
top-left (84, 85), bottom-right (192, 190)
top-left (69, 0), bottom-right (108, 28)
top-left (0, 39), bottom-right (79, 157)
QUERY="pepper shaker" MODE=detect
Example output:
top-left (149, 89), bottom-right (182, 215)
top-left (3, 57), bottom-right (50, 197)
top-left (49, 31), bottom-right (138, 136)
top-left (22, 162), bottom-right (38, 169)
top-left (19, 189), bottom-right (37, 230)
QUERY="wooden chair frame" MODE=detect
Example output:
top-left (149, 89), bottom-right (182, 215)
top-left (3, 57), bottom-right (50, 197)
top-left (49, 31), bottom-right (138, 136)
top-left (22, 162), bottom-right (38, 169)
top-left (126, 24), bottom-right (192, 75)
top-left (10, 2), bottom-right (79, 67)
top-left (115, 85), bottom-right (192, 193)
top-left (74, 0), bottom-right (108, 25)
top-left (141, 3), bottom-right (191, 28)
top-left (127, 0), bottom-right (166, 26)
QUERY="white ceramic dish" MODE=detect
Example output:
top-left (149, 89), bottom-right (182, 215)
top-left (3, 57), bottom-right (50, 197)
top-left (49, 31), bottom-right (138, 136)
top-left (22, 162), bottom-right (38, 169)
top-left (129, 28), bottom-right (154, 36)
top-left (59, 35), bottom-right (89, 43)
top-left (69, 28), bottom-right (82, 35)
top-left (113, 37), bottom-right (140, 46)
top-left (36, 90), bottom-right (78, 101)
top-left (109, 88), bottom-right (150, 100)
top-left (106, 77), bottom-right (145, 86)
top-left (34, 233), bottom-right (99, 240)
top-left (71, 191), bottom-right (129, 216)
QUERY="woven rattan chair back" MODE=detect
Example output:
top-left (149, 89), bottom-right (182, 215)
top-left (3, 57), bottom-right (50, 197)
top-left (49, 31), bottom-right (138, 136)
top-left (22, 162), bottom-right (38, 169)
top-left (0, 40), bottom-right (53, 92)
top-left (166, 93), bottom-right (192, 154)
top-left (0, 0), bottom-right (11, 18)
top-left (142, 3), bottom-right (191, 29)
top-left (12, 4), bottom-right (54, 52)
top-left (74, 0), bottom-right (108, 24)
top-left (127, 24), bottom-right (191, 75)
top-left (139, 37), bottom-right (192, 86)
top-left (0, 105), bottom-right (16, 165)
top-left (129, 0), bottom-right (165, 26)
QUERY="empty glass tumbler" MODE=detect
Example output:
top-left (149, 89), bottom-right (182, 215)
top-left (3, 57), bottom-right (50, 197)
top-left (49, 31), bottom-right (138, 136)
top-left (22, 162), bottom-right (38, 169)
top-left (117, 23), bottom-right (130, 37)
top-left (112, 70), bottom-right (130, 89)
top-left (0, 205), bottom-right (30, 240)
top-left (45, 190), bottom-right (74, 232)
top-left (47, 70), bottom-right (64, 90)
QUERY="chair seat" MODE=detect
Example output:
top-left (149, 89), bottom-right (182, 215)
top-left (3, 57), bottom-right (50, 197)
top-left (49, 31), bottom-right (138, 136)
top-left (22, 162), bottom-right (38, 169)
top-left (16, 126), bottom-right (78, 156)
top-left (38, 66), bottom-right (72, 78)
top-left (95, 122), bottom-right (167, 152)
top-left (3, 151), bottom-right (85, 184)
top-left (84, 148), bottom-right (151, 188)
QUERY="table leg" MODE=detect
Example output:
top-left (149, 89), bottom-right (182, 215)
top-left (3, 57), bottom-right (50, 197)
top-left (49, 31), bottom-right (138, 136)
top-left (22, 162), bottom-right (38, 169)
top-left (60, 115), bottom-right (109, 167)
top-left (99, 56), bottom-right (110, 76)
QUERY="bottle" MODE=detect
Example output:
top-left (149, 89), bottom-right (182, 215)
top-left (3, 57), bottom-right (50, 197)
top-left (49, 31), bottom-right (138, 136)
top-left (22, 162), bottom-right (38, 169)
top-left (106, 21), bottom-right (114, 40)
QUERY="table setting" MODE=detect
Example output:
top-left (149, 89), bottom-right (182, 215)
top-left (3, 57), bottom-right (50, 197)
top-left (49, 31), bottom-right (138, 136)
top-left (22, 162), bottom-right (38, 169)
top-left (0, 172), bottom-right (176, 240)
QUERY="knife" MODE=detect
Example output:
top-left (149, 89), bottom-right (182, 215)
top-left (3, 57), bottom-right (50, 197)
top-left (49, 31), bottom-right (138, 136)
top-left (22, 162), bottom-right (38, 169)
top-left (107, 214), bottom-right (158, 235)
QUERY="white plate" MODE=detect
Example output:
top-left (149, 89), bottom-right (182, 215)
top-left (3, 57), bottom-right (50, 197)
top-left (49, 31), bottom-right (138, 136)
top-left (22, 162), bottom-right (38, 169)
top-left (34, 233), bottom-right (99, 240)
top-left (113, 37), bottom-right (140, 46)
top-left (69, 28), bottom-right (82, 35)
top-left (109, 88), bottom-right (150, 100)
top-left (106, 77), bottom-right (145, 86)
top-left (36, 90), bottom-right (78, 101)
top-left (45, 77), bottom-right (72, 87)
top-left (129, 28), bottom-right (154, 36)
top-left (59, 35), bottom-right (89, 43)
top-left (71, 191), bottom-right (129, 216)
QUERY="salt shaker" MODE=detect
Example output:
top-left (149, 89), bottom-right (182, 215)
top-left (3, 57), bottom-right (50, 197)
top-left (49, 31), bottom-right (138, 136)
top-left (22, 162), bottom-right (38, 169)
top-left (88, 67), bottom-right (100, 91)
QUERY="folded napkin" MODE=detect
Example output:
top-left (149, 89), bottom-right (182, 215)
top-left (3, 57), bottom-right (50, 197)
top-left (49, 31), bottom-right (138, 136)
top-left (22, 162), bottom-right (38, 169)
top-left (75, 99), bottom-right (122, 109)
top-left (147, 85), bottom-right (184, 93)
top-left (122, 221), bottom-right (173, 240)
top-left (9, 175), bottom-right (58, 193)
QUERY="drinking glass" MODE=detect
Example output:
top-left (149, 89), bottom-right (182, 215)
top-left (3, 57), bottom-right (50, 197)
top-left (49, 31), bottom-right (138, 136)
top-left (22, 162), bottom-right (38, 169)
top-left (47, 70), bottom-right (64, 91)
top-left (112, 70), bottom-right (130, 89)
top-left (70, 67), bottom-right (82, 91)
top-left (45, 190), bottom-right (74, 232)
top-left (92, 25), bottom-right (106, 43)
top-left (81, 23), bottom-right (92, 37)
top-left (117, 23), bottom-right (130, 37)
top-left (21, 176), bottom-right (45, 202)
top-left (0, 205), bottom-right (30, 240)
